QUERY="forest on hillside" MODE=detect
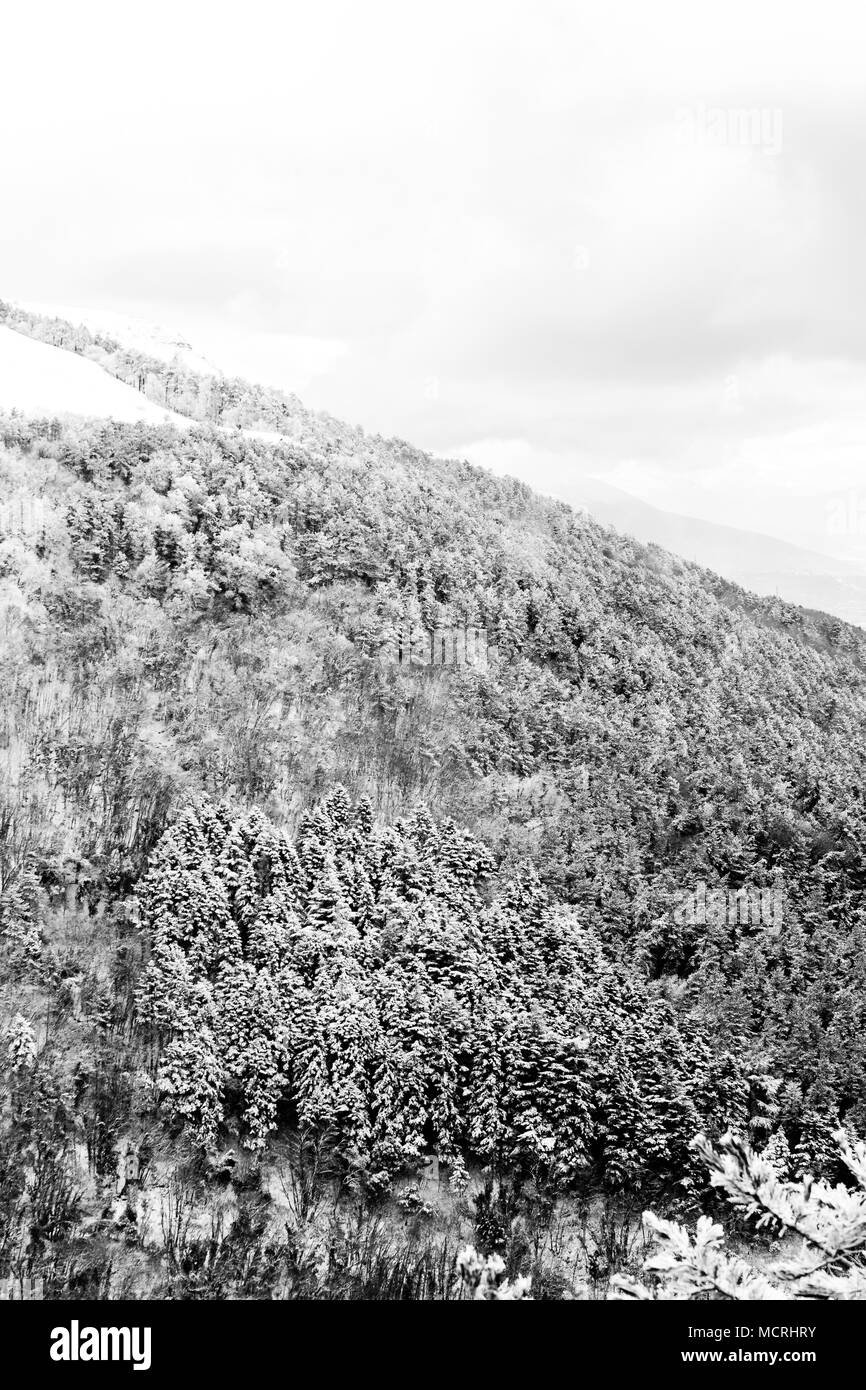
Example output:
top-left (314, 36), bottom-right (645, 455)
top-left (4, 313), bottom-right (866, 1296)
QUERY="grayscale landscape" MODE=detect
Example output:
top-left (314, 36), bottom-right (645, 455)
top-left (2, 0), bottom-right (866, 1313)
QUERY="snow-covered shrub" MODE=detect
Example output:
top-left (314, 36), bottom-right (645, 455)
top-left (456, 1245), bottom-right (532, 1300)
top-left (613, 1130), bottom-right (866, 1300)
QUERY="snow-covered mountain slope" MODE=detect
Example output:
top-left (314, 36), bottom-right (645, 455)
top-left (564, 476), bottom-right (866, 629)
top-left (0, 325), bottom-right (191, 426)
top-left (5, 298), bottom-right (866, 629)
top-left (17, 301), bottom-right (222, 377)
top-left (471, 450), bottom-right (866, 630)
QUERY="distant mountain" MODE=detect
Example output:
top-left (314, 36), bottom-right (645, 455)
top-left (516, 471), bottom-right (866, 630)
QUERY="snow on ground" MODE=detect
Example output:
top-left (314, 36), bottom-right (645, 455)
top-left (17, 301), bottom-right (223, 378)
top-left (0, 326), bottom-right (192, 427)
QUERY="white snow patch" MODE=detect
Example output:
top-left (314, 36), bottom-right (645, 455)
top-left (15, 301), bottom-right (222, 378)
top-left (0, 326), bottom-right (192, 427)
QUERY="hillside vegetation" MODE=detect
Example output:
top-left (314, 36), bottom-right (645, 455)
top-left (3, 308), bottom-right (866, 1296)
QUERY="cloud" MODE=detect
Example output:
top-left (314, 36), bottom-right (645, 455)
top-left (2, 0), bottom-right (866, 554)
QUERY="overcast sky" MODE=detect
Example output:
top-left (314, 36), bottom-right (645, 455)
top-left (3, 0), bottom-right (865, 551)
